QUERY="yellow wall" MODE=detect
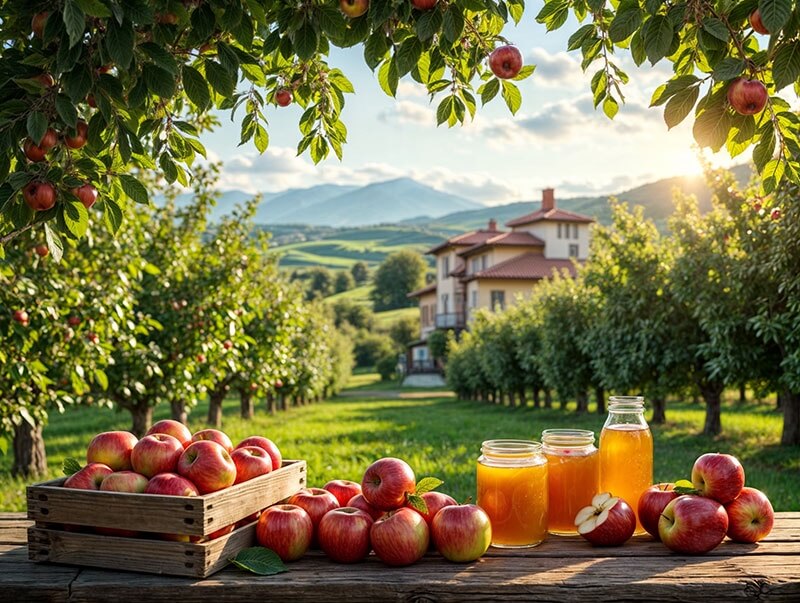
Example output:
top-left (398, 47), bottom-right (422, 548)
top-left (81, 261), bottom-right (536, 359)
top-left (416, 291), bottom-right (437, 338)
top-left (466, 278), bottom-right (539, 318)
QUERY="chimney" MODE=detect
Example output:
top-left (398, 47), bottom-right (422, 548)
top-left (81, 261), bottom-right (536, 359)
top-left (488, 218), bottom-right (497, 232)
top-left (542, 188), bottom-right (555, 211)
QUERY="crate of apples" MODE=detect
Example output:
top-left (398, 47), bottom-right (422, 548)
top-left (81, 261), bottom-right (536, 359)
top-left (255, 456), bottom-right (493, 567)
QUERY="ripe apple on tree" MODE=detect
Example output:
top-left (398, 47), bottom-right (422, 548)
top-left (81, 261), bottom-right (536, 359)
top-left (31, 11), bottom-right (49, 38)
top-left (275, 88), bottom-right (292, 107)
top-left (12, 310), bottom-right (29, 326)
top-left (659, 495), bottom-right (729, 554)
top-left (256, 504), bottom-right (313, 561)
top-left (34, 245), bottom-right (49, 258)
top-left (339, 0), bottom-right (368, 19)
top-left (749, 9), bottom-right (769, 35)
top-left (727, 78), bottom-right (768, 116)
top-left (431, 504), bottom-right (492, 562)
top-left (70, 184), bottom-right (98, 209)
top-left (22, 181), bottom-right (57, 211)
top-left (318, 507), bottom-right (374, 563)
top-left (65, 120), bottom-right (89, 149)
top-left (86, 431), bottom-right (139, 471)
top-left (489, 45), bottom-right (523, 79)
top-left (370, 507), bottom-right (429, 566)
top-left (411, 0), bottom-right (438, 10)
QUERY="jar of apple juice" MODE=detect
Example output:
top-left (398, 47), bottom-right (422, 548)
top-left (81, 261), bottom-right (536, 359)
top-left (541, 429), bottom-right (600, 535)
top-left (476, 439), bottom-right (548, 548)
top-left (599, 396), bottom-right (653, 534)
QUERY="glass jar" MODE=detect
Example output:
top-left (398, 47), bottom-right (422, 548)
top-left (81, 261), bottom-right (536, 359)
top-left (541, 429), bottom-right (599, 535)
top-left (599, 396), bottom-right (653, 534)
top-left (476, 439), bottom-right (548, 548)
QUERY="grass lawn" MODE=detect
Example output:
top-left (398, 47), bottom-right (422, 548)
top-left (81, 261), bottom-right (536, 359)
top-left (1, 374), bottom-right (797, 512)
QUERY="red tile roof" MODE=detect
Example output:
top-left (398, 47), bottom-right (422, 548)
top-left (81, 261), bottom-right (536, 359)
top-left (457, 231), bottom-right (545, 258)
top-left (463, 253), bottom-right (579, 282)
top-left (407, 282), bottom-right (437, 298)
top-left (426, 229), bottom-right (503, 254)
top-left (505, 207), bottom-right (594, 227)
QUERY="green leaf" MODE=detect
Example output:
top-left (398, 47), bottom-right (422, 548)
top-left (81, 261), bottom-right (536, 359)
top-left (55, 95), bottom-right (79, 128)
top-left (143, 64), bottom-right (176, 98)
top-left (609, 2), bottom-right (642, 43)
top-left (396, 38), bottom-right (423, 78)
top-left (254, 124), bottom-right (269, 153)
top-left (26, 112), bottom-right (49, 146)
top-left (205, 60), bottom-right (235, 98)
top-left (364, 32), bottom-right (390, 70)
top-left (758, 0), bottom-right (792, 33)
top-left (405, 493), bottom-right (428, 514)
top-left (140, 42), bottom-right (179, 75)
top-left (62, 199), bottom-right (89, 238)
top-left (415, 477), bottom-right (443, 494)
top-left (713, 58), bottom-right (746, 81)
top-left (63, 0), bottom-right (86, 48)
top-left (772, 40), bottom-right (800, 91)
top-left (378, 58), bottom-right (399, 98)
top-left (442, 7), bottom-right (465, 44)
top-left (292, 21), bottom-right (319, 61)
top-left (230, 547), bottom-right (287, 576)
top-left (501, 80), bottom-right (522, 115)
top-left (416, 9), bottom-right (443, 42)
top-left (761, 157), bottom-right (785, 193)
top-left (119, 175), bottom-right (149, 204)
top-left (693, 101), bottom-right (732, 152)
top-left (513, 65), bottom-right (536, 81)
top-left (0, 436), bottom-right (7, 456)
top-left (105, 19), bottom-right (135, 70)
top-left (664, 85), bottom-right (699, 129)
top-left (182, 65), bottom-right (211, 111)
top-left (673, 485), bottom-right (700, 495)
top-left (103, 196), bottom-right (124, 234)
top-left (603, 95), bottom-right (619, 119)
top-left (642, 15), bottom-right (674, 64)
top-left (479, 78), bottom-right (500, 105)
top-left (568, 24), bottom-right (595, 51)
top-left (75, 0), bottom-right (112, 17)
top-left (437, 95), bottom-right (454, 125)
top-left (702, 17), bottom-right (729, 42)
top-left (63, 457), bottom-right (82, 476)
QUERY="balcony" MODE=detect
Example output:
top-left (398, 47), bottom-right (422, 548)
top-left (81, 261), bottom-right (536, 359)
top-left (435, 312), bottom-right (465, 329)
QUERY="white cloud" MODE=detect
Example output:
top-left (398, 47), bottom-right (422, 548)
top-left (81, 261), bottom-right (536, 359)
top-left (377, 100), bottom-right (434, 125)
top-left (397, 81), bottom-right (429, 98)
top-left (526, 47), bottom-right (583, 88)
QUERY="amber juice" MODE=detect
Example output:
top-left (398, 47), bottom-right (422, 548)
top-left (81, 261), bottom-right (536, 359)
top-left (477, 441), bottom-right (548, 548)
top-left (599, 424), bottom-right (653, 533)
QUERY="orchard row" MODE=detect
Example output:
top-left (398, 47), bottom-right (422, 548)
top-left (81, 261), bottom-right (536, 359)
top-left (0, 166), bottom-right (353, 478)
top-left (441, 169), bottom-right (800, 446)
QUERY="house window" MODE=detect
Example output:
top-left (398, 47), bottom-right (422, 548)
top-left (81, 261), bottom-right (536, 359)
top-left (470, 290), bottom-right (478, 308)
top-left (441, 256), bottom-right (450, 278)
top-left (441, 293), bottom-right (449, 314)
top-left (569, 244), bottom-right (579, 257)
top-left (471, 258), bottom-right (480, 274)
top-left (422, 306), bottom-right (429, 326)
top-left (490, 290), bottom-right (505, 311)
top-left (557, 224), bottom-right (562, 239)
top-left (481, 255), bottom-right (487, 270)
top-left (572, 224), bottom-right (578, 239)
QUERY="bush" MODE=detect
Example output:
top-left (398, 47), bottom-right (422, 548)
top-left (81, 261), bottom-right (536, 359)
top-left (353, 331), bottom-right (396, 368)
top-left (376, 353), bottom-right (399, 381)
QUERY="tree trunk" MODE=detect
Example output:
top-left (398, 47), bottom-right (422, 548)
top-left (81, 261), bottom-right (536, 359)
top-left (507, 390), bottom-right (515, 407)
top-left (575, 391), bottom-right (589, 413)
top-left (279, 394), bottom-right (287, 411)
top-left (559, 394), bottom-right (567, 410)
top-left (130, 403), bottom-right (153, 438)
top-left (776, 392), bottom-right (783, 410)
top-left (240, 390), bottom-right (254, 420)
top-left (781, 391), bottom-right (800, 446)
top-left (170, 399), bottom-right (188, 424)
top-left (595, 387), bottom-right (605, 415)
top-left (532, 388), bottom-right (540, 409)
top-left (12, 420), bottom-right (47, 478)
top-left (544, 389), bottom-right (553, 409)
top-left (699, 381), bottom-right (724, 436)
top-left (267, 393), bottom-right (277, 415)
top-left (207, 391), bottom-right (224, 428)
top-left (651, 397), bottom-right (667, 424)
top-left (518, 387), bottom-right (527, 407)
top-left (738, 383), bottom-right (747, 404)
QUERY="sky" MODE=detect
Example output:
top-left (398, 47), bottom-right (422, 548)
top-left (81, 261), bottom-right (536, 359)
top-left (199, 12), bottom-right (740, 206)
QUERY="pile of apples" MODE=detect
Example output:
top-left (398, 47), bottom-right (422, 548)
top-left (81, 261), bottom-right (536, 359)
top-left (63, 420), bottom-right (281, 540)
top-left (257, 456), bottom-right (492, 566)
top-left (574, 452), bottom-right (774, 554)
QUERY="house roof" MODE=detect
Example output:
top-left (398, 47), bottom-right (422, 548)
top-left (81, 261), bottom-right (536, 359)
top-left (406, 282), bottom-right (437, 298)
top-left (462, 253), bottom-right (579, 282)
top-left (457, 231), bottom-right (545, 258)
top-left (426, 229), bottom-right (502, 255)
top-left (505, 207), bottom-right (594, 227)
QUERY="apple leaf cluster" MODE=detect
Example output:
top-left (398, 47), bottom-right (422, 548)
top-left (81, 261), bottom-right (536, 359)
top-left (444, 167), bottom-right (800, 446)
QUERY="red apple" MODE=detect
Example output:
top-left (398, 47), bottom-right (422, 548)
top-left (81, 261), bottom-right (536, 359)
top-left (318, 507), bottom-right (374, 563)
top-left (256, 504), bottom-right (313, 561)
top-left (145, 472), bottom-right (199, 497)
top-left (408, 491), bottom-right (457, 528)
top-left (361, 457), bottom-right (416, 511)
top-left (574, 492), bottom-right (636, 547)
top-left (65, 120), bottom-right (89, 149)
top-left (771, 208), bottom-right (781, 220)
top-left (147, 419), bottom-right (192, 448)
top-left (63, 463), bottom-right (114, 490)
top-left (86, 431), bottom-right (138, 471)
top-left (489, 45), bottom-right (523, 79)
top-left (323, 479), bottom-right (362, 507)
top-left (659, 495), bottom-right (729, 554)
top-left (339, 0), bottom-right (368, 18)
top-left (22, 181), bottom-right (57, 211)
top-left (67, 316), bottom-right (81, 327)
top-left (275, 88), bottom-right (292, 107)
top-left (347, 493), bottom-right (385, 521)
top-left (100, 471), bottom-right (149, 493)
top-left (638, 483), bottom-right (680, 540)
top-left (35, 245), bottom-right (49, 258)
top-left (177, 440), bottom-right (237, 493)
top-left (431, 504), bottom-right (491, 562)
top-left (370, 507), bottom-right (429, 566)
top-left (156, 12), bottom-right (179, 25)
top-left (130, 433), bottom-right (184, 478)
top-left (34, 73), bottom-right (55, 89)
top-left (236, 436), bottom-right (281, 470)
top-left (231, 446), bottom-right (273, 484)
top-left (725, 487), bottom-right (775, 543)
top-left (23, 139), bottom-right (47, 162)
top-left (31, 11), bottom-right (49, 38)
top-left (691, 452), bottom-right (745, 504)
top-left (749, 9), bottom-right (769, 35)
top-left (287, 488), bottom-right (340, 539)
top-left (39, 128), bottom-right (58, 150)
top-left (70, 184), bottom-right (98, 209)
top-left (12, 310), bottom-right (29, 325)
top-left (86, 332), bottom-right (99, 344)
top-left (727, 78), bottom-right (768, 115)
top-left (411, 0), bottom-right (437, 9)
top-left (192, 428), bottom-right (233, 452)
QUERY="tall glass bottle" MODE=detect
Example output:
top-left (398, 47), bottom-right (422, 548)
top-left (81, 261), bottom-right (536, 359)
top-left (599, 396), bottom-right (653, 534)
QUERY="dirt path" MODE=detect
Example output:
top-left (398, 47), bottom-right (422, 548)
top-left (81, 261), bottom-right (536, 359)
top-left (336, 390), bottom-right (455, 399)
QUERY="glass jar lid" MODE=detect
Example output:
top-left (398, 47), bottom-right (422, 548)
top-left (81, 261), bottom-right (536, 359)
top-left (541, 429), bottom-right (595, 448)
top-left (608, 395), bottom-right (645, 411)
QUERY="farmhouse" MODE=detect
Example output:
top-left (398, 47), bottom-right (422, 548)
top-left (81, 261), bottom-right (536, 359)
top-left (406, 188), bottom-right (594, 374)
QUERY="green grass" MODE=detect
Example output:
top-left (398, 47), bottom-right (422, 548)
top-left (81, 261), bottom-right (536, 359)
top-left (326, 284), bottom-right (373, 305)
top-left (2, 377), bottom-right (797, 512)
top-left (373, 307), bottom-right (418, 328)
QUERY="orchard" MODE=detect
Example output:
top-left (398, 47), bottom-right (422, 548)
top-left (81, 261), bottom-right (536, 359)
top-left (0, 1), bottom-right (799, 253)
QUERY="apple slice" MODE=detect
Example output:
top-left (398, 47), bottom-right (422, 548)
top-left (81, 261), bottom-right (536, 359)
top-left (574, 492), bottom-right (636, 546)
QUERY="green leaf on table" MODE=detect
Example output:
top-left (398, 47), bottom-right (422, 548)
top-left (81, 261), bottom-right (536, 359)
top-left (415, 477), bottom-right (443, 494)
top-left (230, 547), bottom-right (288, 576)
top-left (405, 493), bottom-right (429, 515)
top-left (63, 457), bottom-right (82, 476)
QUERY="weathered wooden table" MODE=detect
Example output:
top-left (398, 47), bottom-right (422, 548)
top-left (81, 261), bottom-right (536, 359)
top-left (2, 512), bottom-right (799, 602)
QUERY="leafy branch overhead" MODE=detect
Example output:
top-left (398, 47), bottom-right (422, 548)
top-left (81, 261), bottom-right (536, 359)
top-left (1, 0), bottom-right (800, 253)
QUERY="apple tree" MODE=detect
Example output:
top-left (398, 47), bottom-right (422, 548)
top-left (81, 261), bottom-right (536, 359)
top-left (510, 300), bottom-right (553, 409)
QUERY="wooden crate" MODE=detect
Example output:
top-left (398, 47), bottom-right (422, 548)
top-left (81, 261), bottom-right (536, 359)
top-left (26, 460), bottom-right (306, 577)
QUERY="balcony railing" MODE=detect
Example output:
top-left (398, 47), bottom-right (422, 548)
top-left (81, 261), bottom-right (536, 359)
top-left (408, 359), bottom-right (438, 374)
top-left (435, 312), bottom-right (465, 328)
